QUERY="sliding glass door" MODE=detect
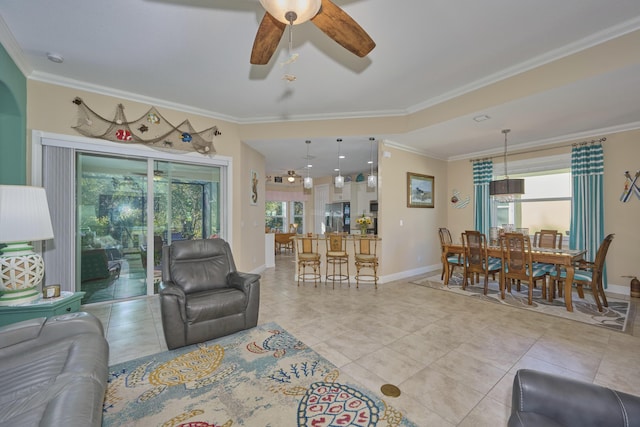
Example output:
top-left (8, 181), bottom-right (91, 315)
top-left (77, 154), bottom-right (221, 304)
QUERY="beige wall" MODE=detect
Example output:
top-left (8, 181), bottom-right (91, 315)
top-left (602, 129), bottom-right (640, 290)
top-left (24, 80), bottom-right (640, 291)
top-left (446, 129), bottom-right (640, 291)
top-left (25, 81), bottom-right (259, 271)
top-left (377, 143), bottom-right (448, 278)
top-left (240, 143), bottom-right (266, 268)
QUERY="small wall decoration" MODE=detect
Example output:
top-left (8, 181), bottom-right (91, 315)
top-left (620, 170), bottom-right (640, 202)
top-left (450, 189), bottom-right (470, 209)
top-left (250, 170), bottom-right (259, 206)
top-left (72, 97), bottom-right (220, 155)
top-left (407, 172), bottom-right (434, 208)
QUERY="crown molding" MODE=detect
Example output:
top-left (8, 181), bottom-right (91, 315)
top-left (0, 14), bottom-right (32, 76)
top-left (29, 70), bottom-right (240, 124)
top-left (406, 16), bottom-right (640, 115)
top-left (448, 121), bottom-right (640, 162)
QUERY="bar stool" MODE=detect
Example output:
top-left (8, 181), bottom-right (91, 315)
top-left (325, 233), bottom-right (349, 288)
top-left (353, 235), bottom-right (380, 288)
top-left (295, 235), bottom-right (321, 287)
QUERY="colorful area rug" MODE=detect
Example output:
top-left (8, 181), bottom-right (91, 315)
top-left (103, 323), bottom-right (417, 427)
top-left (411, 274), bottom-right (630, 332)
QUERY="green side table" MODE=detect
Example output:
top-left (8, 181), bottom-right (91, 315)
top-left (0, 291), bottom-right (85, 327)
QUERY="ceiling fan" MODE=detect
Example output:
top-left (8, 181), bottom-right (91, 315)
top-left (285, 170), bottom-right (302, 183)
top-left (250, 0), bottom-right (376, 65)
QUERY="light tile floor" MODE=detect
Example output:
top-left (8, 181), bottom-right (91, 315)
top-left (83, 254), bottom-right (640, 426)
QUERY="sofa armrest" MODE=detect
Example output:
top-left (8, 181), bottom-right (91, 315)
top-left (0, 317), bottom-right (47, 349)
top-left (509, 369), bottom-right (640, 427)
top-left (0, 312), bottom-right (105, 362)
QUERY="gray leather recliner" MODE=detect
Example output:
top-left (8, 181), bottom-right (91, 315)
top-left (159, 238), bottom-right (260, 350)
top-left (509, 369), bottom-right (640, 427)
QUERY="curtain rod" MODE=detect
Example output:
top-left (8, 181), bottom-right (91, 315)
top-left (469, 137), bottom-right (607, 163)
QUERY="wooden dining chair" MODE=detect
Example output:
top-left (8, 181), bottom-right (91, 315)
top-left (533, 229), bottom-right (561, 249)
top-left (532, 229), bottom-right (563, 280)
top-left (438, 227), bottom-right (463, 281)
top-left (500, 233), bottom-right (547, 304)
top-left (549, 234), bottom-right (614, 312)
top-left (461, 230), bottom-right (501, 295)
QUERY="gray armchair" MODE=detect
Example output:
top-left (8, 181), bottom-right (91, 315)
top-left (159, 239), bottom-right (260, 349)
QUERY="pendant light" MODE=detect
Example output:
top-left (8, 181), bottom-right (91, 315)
top-left (489, 129), bottom-right (524, 202)
top-left (334, 138), bottom-right (344, 188)
top-left (303, 140), bottom-right (313, 189)
top-left (367, 137), bottom-right (377, 188)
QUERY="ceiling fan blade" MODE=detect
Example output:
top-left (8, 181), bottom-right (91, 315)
top-left (310, 0), bottom-right (375, 58)
top-left (250, 12), bottom-right (286, 65)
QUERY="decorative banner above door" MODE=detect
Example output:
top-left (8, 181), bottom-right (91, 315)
top-left (72, 97), bottom-right (220, 155)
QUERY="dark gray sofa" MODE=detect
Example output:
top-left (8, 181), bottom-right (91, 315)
top-left (509, 369), bottom-right (640, 427)
top-left (159, 238), bottom-right (260, 350)
top-left (0, 312), bottom-right (109, 426)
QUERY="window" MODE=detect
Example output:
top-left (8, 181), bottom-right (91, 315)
top-left (265, 201), bottom-right (305, 233)
top-left (265, 201), bottom-right (285, 232)
top-left (492, 154), bottom-right (571, 239)
top-left (292, 201), bottom-right (304, 233)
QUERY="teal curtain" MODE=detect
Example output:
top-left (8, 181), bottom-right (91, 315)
top-left (473, 160), bottom-right (493, 236)
top-left (569, 143), bottom-right (605, 286)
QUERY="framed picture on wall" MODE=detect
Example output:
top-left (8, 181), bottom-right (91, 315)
top-left (407, 172), bottom-right (434, 208)
top-left (250, 170), bottom-right (258, 206)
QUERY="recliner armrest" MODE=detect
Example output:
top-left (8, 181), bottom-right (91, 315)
top-left (159, 280), bottom-right (188, 321)
top-left (228, 271), bottom-right (260, 293)
top-left (509, 369), bottom-right (640, 427)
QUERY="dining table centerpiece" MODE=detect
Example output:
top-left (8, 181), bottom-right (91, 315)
top-left (356, 214), bottom-right (372, 234)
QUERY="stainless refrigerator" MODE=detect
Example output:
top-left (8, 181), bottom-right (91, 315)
top-left (324, 202), bottom-right (350, 233)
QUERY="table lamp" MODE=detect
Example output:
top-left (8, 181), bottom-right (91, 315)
top-left (0, 185), bottom-right (54, 305)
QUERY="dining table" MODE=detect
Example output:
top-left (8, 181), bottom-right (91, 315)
top-left (274, 232), bottom-right (296, 254)
top-left (442, 243), bottom-right (586, 312)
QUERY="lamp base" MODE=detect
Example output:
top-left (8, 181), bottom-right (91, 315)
top-left (0, 287), bottom-right (40, 306)
top-left (0, 244), bottom-right (46, 306)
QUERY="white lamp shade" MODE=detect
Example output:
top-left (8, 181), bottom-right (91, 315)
top-left (334, 175), bottom-right (344, 188)
top-left (0, 186), bottom-right (54, 244)
top-left (259, 0), bottom-right (322, 25)
top-left (367, 174), bottom-right (377, 188)
top-left (303, 176), bottom-right (313, 189)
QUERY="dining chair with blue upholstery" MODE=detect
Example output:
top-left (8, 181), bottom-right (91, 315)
top-left (549, 233), bottom-right (614, 312)
top-left (439, 227), bottom-right (463, 282)
top-left (500, 233), bottom-right (548, 304)
top-left (461, 230), bottom-right (501, 295)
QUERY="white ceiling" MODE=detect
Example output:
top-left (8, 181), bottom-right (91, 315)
top-left (1, 0), bottom-right (640, 179)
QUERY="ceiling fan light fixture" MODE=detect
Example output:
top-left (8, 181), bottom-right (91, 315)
top-left (490, 129), bottom-right (525, 202)
top-left (259, 0), bottom-right (321, 25)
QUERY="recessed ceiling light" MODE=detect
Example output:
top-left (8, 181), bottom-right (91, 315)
top-left (46, 52), bottom-right (64, 63)
top-left (473, 114), bottom-right (491, 122)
